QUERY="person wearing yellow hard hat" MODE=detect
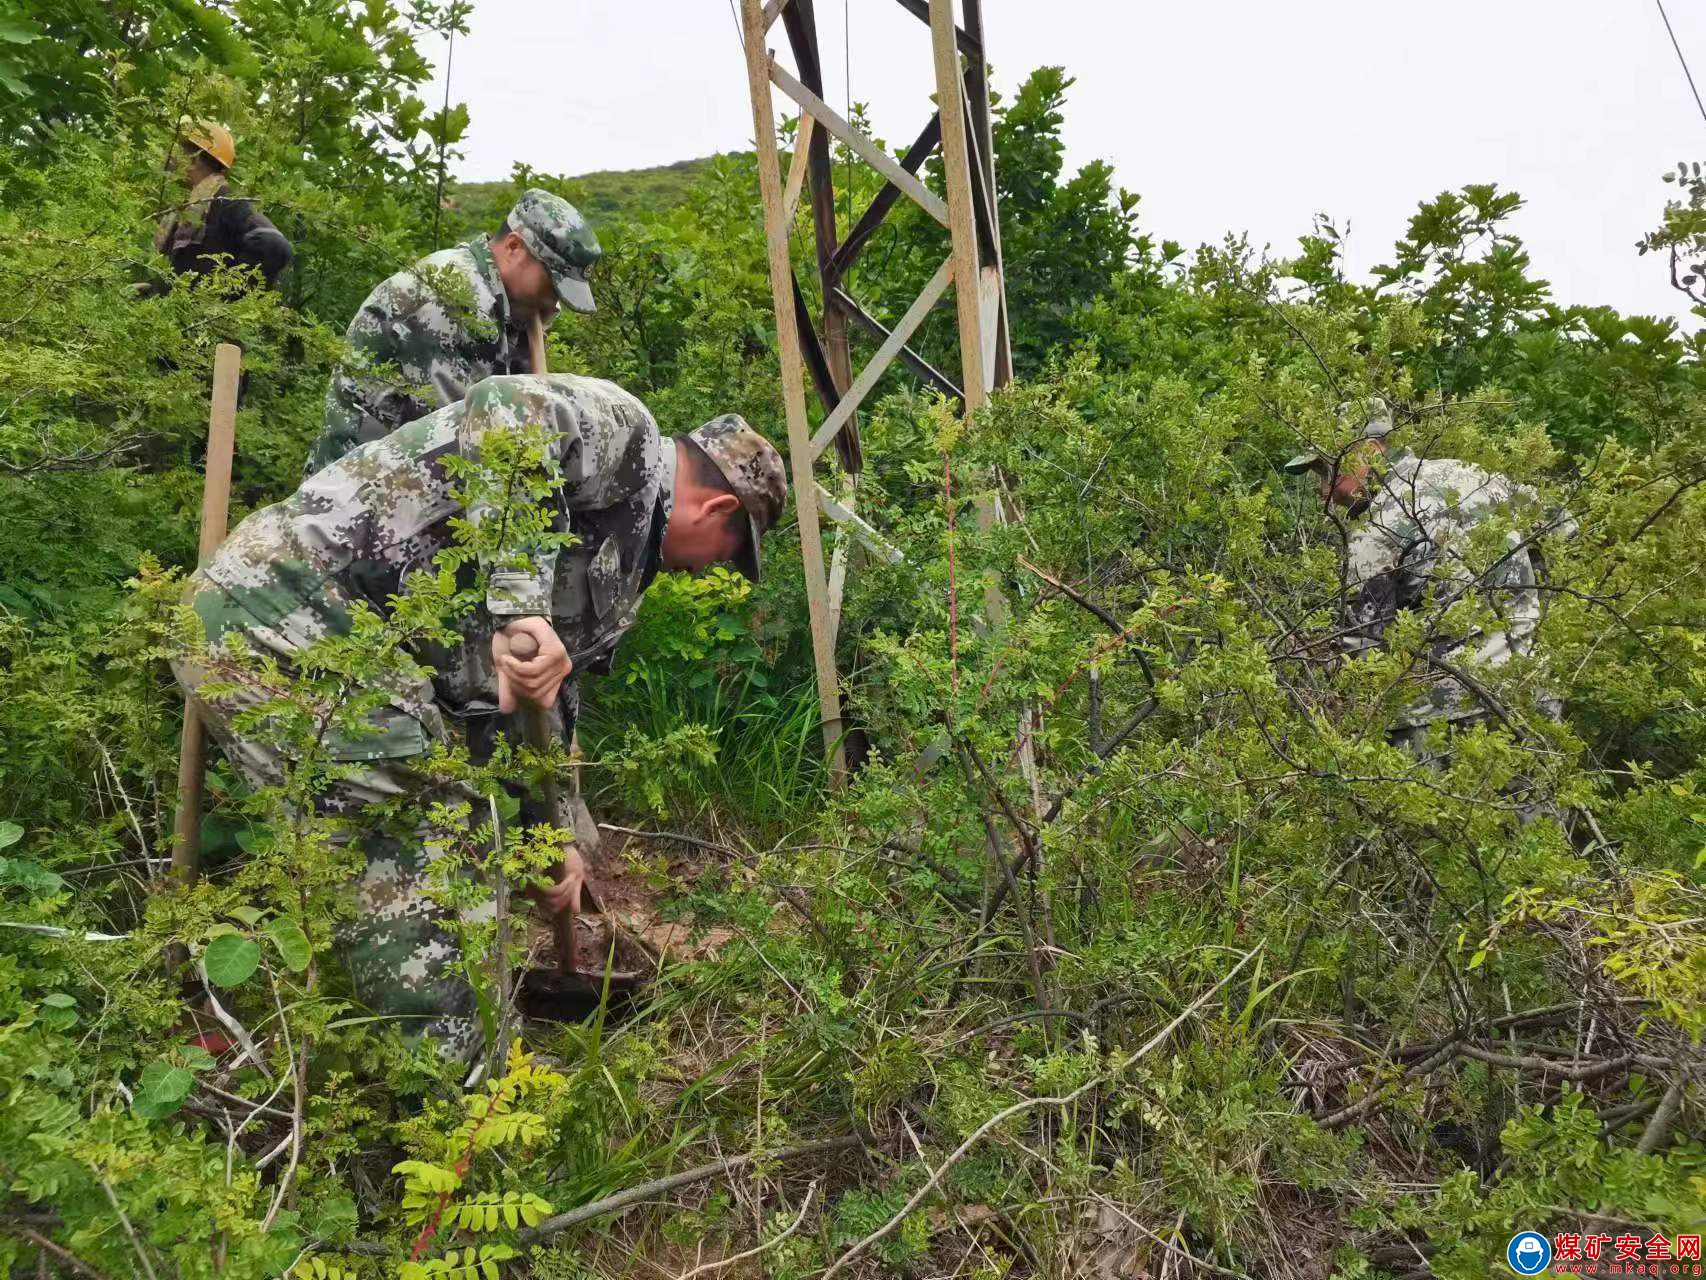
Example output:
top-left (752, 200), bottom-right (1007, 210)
top-left (148, 117), bottom-right (293, 293)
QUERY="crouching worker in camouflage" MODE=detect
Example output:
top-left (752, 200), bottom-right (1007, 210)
top-left (305, 188), bottom-right (602, 476)
top-left (172, 373), bottom-right (787, 1060)
top-left (1283, 399), bottom-right (1573, 757)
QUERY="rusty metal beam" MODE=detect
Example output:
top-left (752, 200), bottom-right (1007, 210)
top-left (891, 0), bottom-right (980, 60)
top-left (825, 112), bottom-right (941, 284)
top-left (782, 0), bottom-right (860, 474)
top-left (833, 286), bottom-right (961, 402)
top-left (793, 272), bottom-right (862, 473)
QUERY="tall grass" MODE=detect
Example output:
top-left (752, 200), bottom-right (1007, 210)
top-left (580, 664), bottom-right (828, 835)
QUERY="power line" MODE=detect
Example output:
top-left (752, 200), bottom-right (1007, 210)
top-left (432, 24), bottom-right (455, 249)
top-left (1656, 0), bottom-right (1706, 129)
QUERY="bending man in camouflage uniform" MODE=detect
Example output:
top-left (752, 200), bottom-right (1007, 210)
top-left (305, 189), bottom-right (601, 476)
top-left (1284, 400), bottom-right (1571, 753)
top-left (175, 373), bottom-right (786, 1059)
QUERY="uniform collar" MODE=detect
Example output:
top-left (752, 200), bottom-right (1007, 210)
top-left (467, 237), bottom-right (515, 335)
top-left (658, 435), bottom-right (677, 532)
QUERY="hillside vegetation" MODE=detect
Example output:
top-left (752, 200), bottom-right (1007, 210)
top-left (444, 157), bottom-right (724, 240)
top-left (0, 5), bottom-right (1703, 1280)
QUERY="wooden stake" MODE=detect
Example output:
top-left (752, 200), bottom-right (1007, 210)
top-left (171, 343), bottom-right (242, 884)
top-left (930, 0), bottom-right (986, 412)
top-left (741, 0), bottom-right (847, 780)
top-left (780, 112), bottom-right (815, 226)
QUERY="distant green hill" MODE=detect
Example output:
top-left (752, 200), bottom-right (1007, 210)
top-left (440, 155), bottom-right (727, 241)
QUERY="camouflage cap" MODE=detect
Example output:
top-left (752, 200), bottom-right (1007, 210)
top-left (508, 188), bottom-right (601, 314)
top-left (685, 415), bottom-right (788, 582)
top-left (1282, 396), bottom-right (1396, 473)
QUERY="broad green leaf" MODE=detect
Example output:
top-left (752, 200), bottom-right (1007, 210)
top-left (204, 934), bottom-right (261, 987)
top-left (140, 1060), bottom-right (196, 1103)
top-left (0, 821), bottom-right (22, 850)
top-left (135, 1060), bottom-right (195, 1115)
top-left (39, 991), bottom-right (77, 1030)
top-left (0, 856), bottom-right (63, 896)
top-left (178, 1044), bottom-right (217, 1071)
top-left (313, 1193), bottom-right (358, 1240)
top-left (229, 905), bottom-right (265, 927)
top-left (265, 917), bottom-right (312, 972)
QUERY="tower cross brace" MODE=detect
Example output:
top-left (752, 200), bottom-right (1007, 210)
top-left (738, 0), bottom-right (1013, 780)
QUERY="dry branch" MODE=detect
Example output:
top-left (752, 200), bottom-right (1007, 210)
top-left (516, 1136), bottom-right (863, 1243)
top-left (822, 946), bottom-right (1263, 1279)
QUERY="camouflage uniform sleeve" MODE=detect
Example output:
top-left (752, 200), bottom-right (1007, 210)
top-left (1342, 522), bottom-right (1409, 653)
top-left (309, 271), bottom-right (440, 477)
top-left (460, 375), bottom-right (655, 618)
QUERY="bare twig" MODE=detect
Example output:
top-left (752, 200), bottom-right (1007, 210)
top-left (1017, 555), bottom-right (1156, 687)
top-left (260, 973), bottom-right (307, 1232)
top-left (822, 947), bottom-right (1263, 1279)
top-left (0, 431), bottom-right (153, 475)
top-left (1636, 1075), bottom-right (1688, 1155)
top-left (0, 1224), bottom-right (112, 1280)
top-left (597, 824), bottom-right (741, 857)
top-left (671, 1181), bottom-right (819, 1279)
top-left (199, 1080), bottom-right (293, 1123)
top-left (517, 1136), bottom-right (863, 1243)
top-left (1454, 1045), bottom-right (1635, 1083)
top-left (1628, 467), bottom-right (1706, 545)
top-left (98, 1180), bottom-right (158, 1280)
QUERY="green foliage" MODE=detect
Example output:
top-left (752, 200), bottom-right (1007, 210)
top-left (399, 1243), bottom-right (516, 1280)
top-left (441, 156), bottom-right (722, 240)
top-left (2, 16), bottom-right (1704, 1279)
top-left (582, 568), bottom-right (827, 827)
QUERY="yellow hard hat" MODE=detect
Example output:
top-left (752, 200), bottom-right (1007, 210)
top-left (178, 117), bottom-right (236, 170)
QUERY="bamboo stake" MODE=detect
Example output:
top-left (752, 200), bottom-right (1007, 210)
top-left (929, 0), bottom-right (986, 412)
top-left (170, 343), bottom-right (242, 884)
top-left (740, 0), bottom-right (847, 780)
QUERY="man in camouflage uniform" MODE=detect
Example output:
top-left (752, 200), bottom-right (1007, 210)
top-left (174, 373), bottom-right (787, 1059)
top-left (305, 189), bottom-right (601, 476)
top-left (1284, 400), bottom-right (1569, 752)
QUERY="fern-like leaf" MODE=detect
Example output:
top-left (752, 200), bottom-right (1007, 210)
top-left (452, 1190), bottom-right (552, 1231)
top-left (291, 1258), bottom-right (361, 1280)
top-left (398, 1243), bottom-right (516, 1280)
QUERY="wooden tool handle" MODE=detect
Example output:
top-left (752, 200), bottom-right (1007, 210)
top-left (527, 313), bottom-right (547, 376)
top-left (504, 627), bottom-right (578, 975)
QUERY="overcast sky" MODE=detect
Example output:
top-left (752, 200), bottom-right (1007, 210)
top-left (424, 0), bottom-right (1706, 324)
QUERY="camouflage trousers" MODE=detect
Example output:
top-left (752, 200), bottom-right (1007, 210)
top-left (173, 651), bottom-right (499, 1062)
